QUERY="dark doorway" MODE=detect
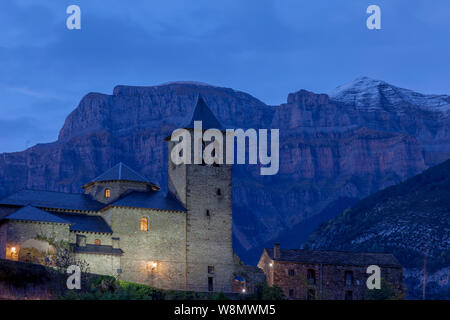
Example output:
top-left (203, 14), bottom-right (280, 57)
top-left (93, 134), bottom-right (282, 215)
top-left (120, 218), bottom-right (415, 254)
top-left (208, 277), bottom-right (214, 292)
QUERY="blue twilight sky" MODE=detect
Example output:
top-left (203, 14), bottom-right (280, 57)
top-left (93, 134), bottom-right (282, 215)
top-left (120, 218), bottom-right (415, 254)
top-left (1, 0), bottom-right (450, 152)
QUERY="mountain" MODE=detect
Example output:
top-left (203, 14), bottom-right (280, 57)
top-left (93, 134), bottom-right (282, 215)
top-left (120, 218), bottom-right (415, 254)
top-left (0, 77), bottom-right (449, 265)
top-left (305, 159), bottom-right (450, 299)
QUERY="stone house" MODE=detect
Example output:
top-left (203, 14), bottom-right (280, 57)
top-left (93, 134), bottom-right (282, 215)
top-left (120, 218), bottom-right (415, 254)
top-left (0, 97), bottom-right (250, 293)
top-left (258, 243), bottom-right (403, 300)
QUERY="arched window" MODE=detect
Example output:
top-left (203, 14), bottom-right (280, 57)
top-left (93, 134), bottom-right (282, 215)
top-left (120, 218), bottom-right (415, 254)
top-left (94, 239), bottom-right (101, 245)
top-left (140, 217), bottom-right (149, 231)
top-left (105, 188), bottom-right (111, 199)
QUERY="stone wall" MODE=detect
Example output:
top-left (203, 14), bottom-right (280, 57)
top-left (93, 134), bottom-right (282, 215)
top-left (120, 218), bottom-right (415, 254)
top-left (185, 164), bottom-right (234, 292)
top-left (103, 206), bottom-right (187, 290)
top-left (69, 232), bottom-right (112, 247)
top-left (258, 252), bottom-right (403, 300)
top-left (74, 252), bottom-right (121, 276)
top-left (4, 221), bottom-right (70, 261)
top-left (0, 223), bottom-right (6, 259)
top-left (84, 180), bottom-right (151, 204)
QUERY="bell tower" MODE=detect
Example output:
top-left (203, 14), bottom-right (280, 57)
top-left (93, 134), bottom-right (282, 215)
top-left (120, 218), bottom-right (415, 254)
top-left (167, 96), bottom-right (234, 292)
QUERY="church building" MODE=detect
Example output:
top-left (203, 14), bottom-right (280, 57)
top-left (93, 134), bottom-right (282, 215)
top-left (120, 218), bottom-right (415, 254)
top-left (0, 98), bottom-right (239, 293)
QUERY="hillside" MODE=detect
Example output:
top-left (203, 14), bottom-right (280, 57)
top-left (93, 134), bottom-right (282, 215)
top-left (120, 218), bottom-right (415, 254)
top-left (305, 159), bottom-right (450, 299)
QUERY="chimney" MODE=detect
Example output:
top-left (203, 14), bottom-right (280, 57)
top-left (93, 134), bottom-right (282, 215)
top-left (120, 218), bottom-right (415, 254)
top-left (76, 235), bottom-right (86, 247)
top-left (273, 243), bottom-right (280, 259)
top-left (112, 237), bottom-right (120, 249)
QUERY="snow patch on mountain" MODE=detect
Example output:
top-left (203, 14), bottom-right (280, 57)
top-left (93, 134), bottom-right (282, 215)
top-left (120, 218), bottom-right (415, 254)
top-left (329, 76), bottom-right (450, 113)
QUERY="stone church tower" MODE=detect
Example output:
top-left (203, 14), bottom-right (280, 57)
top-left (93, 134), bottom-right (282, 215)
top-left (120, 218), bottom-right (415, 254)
top-left (167, 97), bottom-right (234, 292)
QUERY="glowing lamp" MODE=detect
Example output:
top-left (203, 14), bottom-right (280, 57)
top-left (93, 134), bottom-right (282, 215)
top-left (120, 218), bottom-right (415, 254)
top-left (11, 247), bottom-right (16, 253)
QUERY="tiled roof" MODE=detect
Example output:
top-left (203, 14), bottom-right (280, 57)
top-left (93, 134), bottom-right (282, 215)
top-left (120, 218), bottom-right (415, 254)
top-left (5, 206), bottom-right (71, 224)
top-left (52, 211), bottom-right (112, 233)
top-left (265, 248), bottom-right (402, 268)
top-left (89, 162), bottom-right (153, 185)
top-left (110, 191), bottom-right (186, 212)
top-left (72, 244), bottom-right (123, 256)
top-left (0, 189), bottom-right (104, 211)
top-left (183, 96), bottom-right (224, 130)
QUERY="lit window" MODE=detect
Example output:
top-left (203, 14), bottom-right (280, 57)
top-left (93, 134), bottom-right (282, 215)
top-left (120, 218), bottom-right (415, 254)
top-left (140, 217), bottom-right (149, 231)
top-left (94, 239), bottom-right (101, 245)
top-left (105, 188), bottom-right (111, 198)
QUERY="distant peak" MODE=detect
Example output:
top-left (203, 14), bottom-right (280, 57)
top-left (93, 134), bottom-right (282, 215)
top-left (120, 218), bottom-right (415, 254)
top-left (328, 77), bottom-right (389, 97)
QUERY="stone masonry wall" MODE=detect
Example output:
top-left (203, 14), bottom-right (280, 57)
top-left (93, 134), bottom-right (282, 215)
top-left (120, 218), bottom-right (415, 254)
top-left (74, 252), bottom-right (121, 276)
top-left (258, 252), bottom-right (403, 300)
top-left (185, 164), bottom-right (234, 292)
top-left (103, 206), bottom-right (186, 290)
top-left (84, 181), bottom-right (150, 204)
top-left (68, 232), bottom-right (112, 247)
top-left (0, 223), bottom-right (6, 259)
top-left (5, 221), bottom-right (70, 260)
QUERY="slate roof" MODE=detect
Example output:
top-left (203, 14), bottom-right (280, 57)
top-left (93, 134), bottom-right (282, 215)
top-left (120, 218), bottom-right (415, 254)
top-left (88, 162), bottom-right (154, 185)
top-left (264, 248), bottom-right (402, 268)
top-left (0, 189), bottom-right (104, 211)
top-left (183, 96), bottom-right (224, 130)
top-left (110, 190), bottom-right (186, 212)
top-left (72, 244), bottom-right (123, 256)
top-left (5, 206), bottom-right (71, 224)
top-left (52, 211), bottom-right (112, 233)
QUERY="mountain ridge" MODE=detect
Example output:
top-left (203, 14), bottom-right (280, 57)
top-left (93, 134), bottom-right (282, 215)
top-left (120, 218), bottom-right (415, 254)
top-left (0, 77), bottom-right (448, 267)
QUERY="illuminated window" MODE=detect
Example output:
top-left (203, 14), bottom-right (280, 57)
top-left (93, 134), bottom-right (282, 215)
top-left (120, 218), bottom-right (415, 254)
top-left (94, 239), bottom-right (101, 245)
top-left (140, 217), bottom-right (149, 231)
top-left (105, 188), bottom-right (111, 199)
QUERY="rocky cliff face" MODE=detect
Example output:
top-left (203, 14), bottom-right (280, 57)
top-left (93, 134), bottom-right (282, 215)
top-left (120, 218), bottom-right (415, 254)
top-left (0, 78), bottom-right (448, 264)
top-left (305, 159), bottom-right (450, 299)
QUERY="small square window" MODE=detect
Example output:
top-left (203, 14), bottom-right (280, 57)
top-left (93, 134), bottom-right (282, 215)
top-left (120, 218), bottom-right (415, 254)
top-left (288, 269), bottom-right (295, 277)
top-left (208, 266), bottom-right (215, 274)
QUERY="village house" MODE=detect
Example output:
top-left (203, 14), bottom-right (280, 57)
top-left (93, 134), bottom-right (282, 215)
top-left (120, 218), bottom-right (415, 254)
top-left (258, 243), bottom-right (404, 300)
